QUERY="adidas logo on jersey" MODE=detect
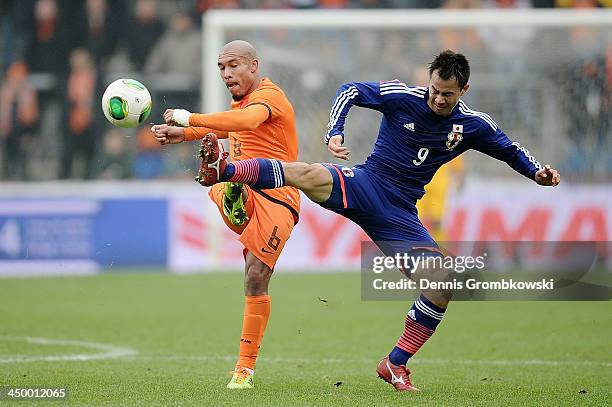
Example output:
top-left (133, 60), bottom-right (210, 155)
top-left (404, 123), bottom-right (415, 132)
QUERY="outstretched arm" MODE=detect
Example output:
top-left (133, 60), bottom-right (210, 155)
top-left (164, 103), bottom-right (270, 132)
top-left (151, 124), bottom-right (228, 145)
top-left (473, 127), bottom-right (560, 186)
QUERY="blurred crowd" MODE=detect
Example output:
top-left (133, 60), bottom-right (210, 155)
top-left (0, 0), bottom-right (610, 182)
top-left (0, 0), bottom-right (204, 180)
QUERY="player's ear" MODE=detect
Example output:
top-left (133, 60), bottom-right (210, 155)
top-left (250, 58), bottom-right (259, 73)
top-left (460, 84), bottom-right (469, 96)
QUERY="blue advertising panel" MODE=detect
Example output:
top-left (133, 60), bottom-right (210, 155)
top-left (0, 198), bottom-right (167, 273)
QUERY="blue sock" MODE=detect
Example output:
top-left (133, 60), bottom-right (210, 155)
top-left (389, 294), bottom-right (446, 366)
top-left (221, 158), bottom-right (285, 189)
top-left (221, 162), bottom-right (235, 180)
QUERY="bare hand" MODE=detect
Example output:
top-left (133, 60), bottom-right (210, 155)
top-left (327, 135), bottom-right (350, 161)
top-left (150, 124), bottom-right (185, 145)
top-left (163, 109), bottom-right (176, 125)
top-left (535, 164), bottom-right (560, 186)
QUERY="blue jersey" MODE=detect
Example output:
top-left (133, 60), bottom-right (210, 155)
top-left (324, 80), bottom-right (543, 205)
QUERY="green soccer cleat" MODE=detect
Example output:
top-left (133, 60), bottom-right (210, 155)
top-left (223, 182), bottom-right (249, 226)
top-left (227, 367), bottom-right (254, 389)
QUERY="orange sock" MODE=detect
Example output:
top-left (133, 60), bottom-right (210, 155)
top-left (237, 295), bottom-right (271, 370)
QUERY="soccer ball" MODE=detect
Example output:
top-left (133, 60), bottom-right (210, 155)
top-left (102, 79), bottom-right (152, 128)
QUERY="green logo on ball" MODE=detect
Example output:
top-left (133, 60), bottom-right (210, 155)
top-left (109, 97), bottom-right (127, 120)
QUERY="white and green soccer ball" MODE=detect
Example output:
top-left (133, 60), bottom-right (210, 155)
top-left (102, 79), bottom-right (152, 128)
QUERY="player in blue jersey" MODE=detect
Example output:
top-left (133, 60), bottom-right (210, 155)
top-left (177, 50), bottom-right (560, 391)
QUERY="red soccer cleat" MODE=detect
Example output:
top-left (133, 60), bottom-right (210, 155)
top-left (376, 355), bottom-right (420, 392)
top-left (195, 133), bottom-right (228, 187)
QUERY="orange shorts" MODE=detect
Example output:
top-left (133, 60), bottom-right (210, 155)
top-left (209, 183), bottom-right (296, 270)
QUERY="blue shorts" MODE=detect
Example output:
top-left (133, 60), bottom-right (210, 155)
top-left (319, 164), bottom-right (438, 257)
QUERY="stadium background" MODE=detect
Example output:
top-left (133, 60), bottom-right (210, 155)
top-left (0, 0), bottom-right (610, 273)
top-left (0, 2), bottom-right (610, 405)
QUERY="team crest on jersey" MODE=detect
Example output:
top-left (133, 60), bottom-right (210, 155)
top-left (446, 124), bottom-right (464, 150)
top-left (341, 167), bottom-right (354, 177)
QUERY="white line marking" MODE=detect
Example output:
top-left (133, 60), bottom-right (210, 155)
top-left (0, 336), bottom-right (137, 363)
top-left (1, 337), bottom-right (608, 368)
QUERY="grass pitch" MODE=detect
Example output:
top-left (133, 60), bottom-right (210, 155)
top-left (0, 271), bottom-right (610, 406)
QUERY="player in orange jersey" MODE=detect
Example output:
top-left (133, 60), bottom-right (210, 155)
top-left (151, 40), bottom-right (300, 389)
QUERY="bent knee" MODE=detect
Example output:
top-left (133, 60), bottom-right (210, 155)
top-left (246, 266), bottom-right (271, 282)
top-left (245, 256), bottom-right (272, 281)
top-left (244, 259), bottom-right (273, 295)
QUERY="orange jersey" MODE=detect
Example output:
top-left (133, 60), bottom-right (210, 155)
top-left (229, 78), bottom-right (300, 217)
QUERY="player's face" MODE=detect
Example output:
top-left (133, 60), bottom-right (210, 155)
top-left (218, 52), bottom-right (259, 101)
top-left (427, 70), bottom-right (469, 117)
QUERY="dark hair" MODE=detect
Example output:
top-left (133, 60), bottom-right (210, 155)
top-left (429, 50), bottom-right (470, 89)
